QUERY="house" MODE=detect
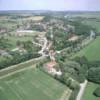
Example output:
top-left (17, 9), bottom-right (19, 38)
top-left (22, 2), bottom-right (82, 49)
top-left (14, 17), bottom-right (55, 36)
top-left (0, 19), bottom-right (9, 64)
top-left (44, 61), bottom-right (57, 71)
top-left (35, 32), bottom-right (45, 45)
top-left (44, 61), bottom-right (62, 76)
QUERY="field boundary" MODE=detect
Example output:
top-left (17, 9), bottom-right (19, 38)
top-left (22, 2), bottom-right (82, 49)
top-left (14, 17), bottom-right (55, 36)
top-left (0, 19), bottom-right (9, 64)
top-left (0, 56), bottom-right (45, 78)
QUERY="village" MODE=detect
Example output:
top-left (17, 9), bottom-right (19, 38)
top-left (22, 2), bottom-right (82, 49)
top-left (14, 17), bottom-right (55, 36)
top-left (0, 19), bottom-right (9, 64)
top-left (0, 12), bottom-right (98, 100)
top-left (0, 14), bottom-right (96, 75)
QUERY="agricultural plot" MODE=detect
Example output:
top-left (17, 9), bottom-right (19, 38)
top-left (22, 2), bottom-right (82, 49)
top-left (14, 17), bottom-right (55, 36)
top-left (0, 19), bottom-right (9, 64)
top-left (0, 67), bottom-right (71, 100)
top-left (82, 82), bottom-right (100, 100)
top-left (22, 16), bottom-right (44, 21)
top-left (73, 36), bottom-right (100, 61)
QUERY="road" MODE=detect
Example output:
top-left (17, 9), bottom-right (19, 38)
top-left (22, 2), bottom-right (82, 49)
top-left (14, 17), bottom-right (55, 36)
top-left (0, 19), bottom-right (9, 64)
top-left (38, 37), bottom-right (48, 56)
top-left (76, 80), bottom-right (88, 100)
top-left (32, 36), bottom-right (48, 57)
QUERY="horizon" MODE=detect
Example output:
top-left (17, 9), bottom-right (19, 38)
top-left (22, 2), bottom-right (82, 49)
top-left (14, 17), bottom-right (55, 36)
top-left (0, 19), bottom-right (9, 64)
top-left (1, 10), bottom-right (100, 12)
top-left (0, 0), bottom-right (100, 11)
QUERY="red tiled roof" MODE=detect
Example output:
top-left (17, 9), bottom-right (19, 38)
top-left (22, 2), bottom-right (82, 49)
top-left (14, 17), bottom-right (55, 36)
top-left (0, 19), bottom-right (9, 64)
top-left (46, 61), bottom-right (57, 69)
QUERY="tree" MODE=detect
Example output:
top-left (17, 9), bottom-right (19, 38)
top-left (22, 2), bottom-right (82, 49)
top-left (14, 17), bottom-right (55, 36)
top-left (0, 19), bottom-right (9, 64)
top-left (16, 41), bottom-right (22, 47)
top-left (88, 68), bottom-right (100, 84)
top-left (74, 56), bottom-right (88, 65)
top-left (0, 37), bottom-right (11, 49)
top-left (93, 87), bottom-right (100, 97)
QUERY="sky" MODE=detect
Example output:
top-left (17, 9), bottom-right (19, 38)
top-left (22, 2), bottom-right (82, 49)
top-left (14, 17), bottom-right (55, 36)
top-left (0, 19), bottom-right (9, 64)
top-left (0, 0), bottom-right (100, 11)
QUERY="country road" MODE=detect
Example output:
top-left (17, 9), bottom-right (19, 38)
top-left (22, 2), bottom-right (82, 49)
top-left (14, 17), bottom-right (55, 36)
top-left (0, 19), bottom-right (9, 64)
top-left (76, 80), bottom-right (88, 100)
top-left (38, 37), bottom-right (48, 56)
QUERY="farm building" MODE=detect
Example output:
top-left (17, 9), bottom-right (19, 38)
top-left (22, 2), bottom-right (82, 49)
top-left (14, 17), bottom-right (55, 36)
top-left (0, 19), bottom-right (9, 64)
top-left (44, 61), bottom-right (62, 76)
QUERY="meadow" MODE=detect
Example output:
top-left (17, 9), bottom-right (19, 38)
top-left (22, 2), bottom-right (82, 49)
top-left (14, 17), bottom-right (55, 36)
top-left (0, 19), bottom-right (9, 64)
top-left (6, 35), bottom-right (33, 49)
top-left (0, 67), bottom-right (71, 100)
top-left (73, 36), bottom-right (100, 61)
top-left (5, 31), bottom-right (46, 50)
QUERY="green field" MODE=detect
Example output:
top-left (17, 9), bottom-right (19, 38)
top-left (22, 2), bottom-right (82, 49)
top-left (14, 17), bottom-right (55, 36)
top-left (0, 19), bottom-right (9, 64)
top-left (82, 82), bottom-right (100, 100)
top-left (73, 36), bottom-right (100, 61)
top-left (5, 31), bottom-right (45, 49)
top-left (0, 67), bottom-right (71, 100)
top-left (6, 35), bottom-right (33, 49)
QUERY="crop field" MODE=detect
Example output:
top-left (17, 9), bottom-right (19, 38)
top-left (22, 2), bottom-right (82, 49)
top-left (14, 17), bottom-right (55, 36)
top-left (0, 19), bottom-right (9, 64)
top-left (22, 16), bottom-right (44, 21)
top-left (0, 67), bottom-right (71, 100)
top-left (73, 36), bottom-right (100, 61)
top-left (82, 82), bottom-right (100, 100)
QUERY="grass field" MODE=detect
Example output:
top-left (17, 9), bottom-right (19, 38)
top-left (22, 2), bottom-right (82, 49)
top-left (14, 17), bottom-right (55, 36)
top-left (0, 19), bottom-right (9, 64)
top-left (6, 35), bottom-right (33, 49)
top-left (73, 36), bottom-right (100, 61)
top-left (6, 31), bottom-right (46, 49)
top-left (82, 82), bottom-right (100, 100)
top-left (0, 67), bottom-right (71, 100)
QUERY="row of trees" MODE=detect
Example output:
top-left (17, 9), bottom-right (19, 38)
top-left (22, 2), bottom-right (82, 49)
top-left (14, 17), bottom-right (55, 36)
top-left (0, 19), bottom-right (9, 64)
top-left (0, 51), bottom-right (41, 69)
